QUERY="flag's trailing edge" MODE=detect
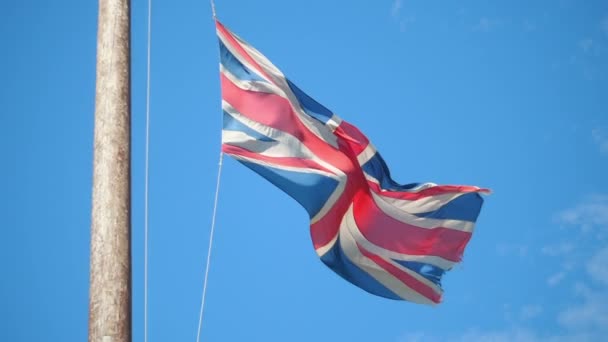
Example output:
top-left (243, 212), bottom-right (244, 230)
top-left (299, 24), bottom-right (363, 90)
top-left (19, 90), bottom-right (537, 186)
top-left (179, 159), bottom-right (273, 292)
top-left (216, 20), bottom-right (489, 305)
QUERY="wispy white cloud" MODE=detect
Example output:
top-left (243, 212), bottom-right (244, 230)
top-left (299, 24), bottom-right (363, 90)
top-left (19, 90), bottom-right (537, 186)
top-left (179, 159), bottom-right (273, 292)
top-left (523, 19), bottom-right (537, 32)
top-left (474, 17), bottom-right (492, 32)
top-left (390, 0), bottom-right (415, 32)
top-left (496, 243), bottom-right (528, 258)
top-left (542, 242), bottom-right (575, 257)
top-left (547, 271), bottom-right (567, 287)
top-left (555, 195), bottom-right (608, 233)
top-left (504, 303), bottom-right (544, 322)
top-left (556, 246), bottom-right (608, 332)
top-left (587, 247), bottom-right (608, 285)
top-left (400, 329), bottom-right (537, 342)
top-left (399, 328), bottom-right (598, 342)
top-left (400, 332), bottom-right (428, 342)
top-left (592, 128), bottom-right (608, 155)
top-left (520, 305), bottom-right (543, 320)
top-left (546, 199), bottom-right (608, 335)
top-left (401, 17), bottom-right (416, 31)
top-left (547, 261), bottom-right (574, 287)
top-left (551, 195), bottom-right (608, 286)
top-left (558, 283), bottom-right (608, 331)
top-left (571, 28), bottom-right (607, 79)
top-left (579, 38), bottom-right (595, 54)
top-left (455, 329), bottom-right (538, 342)
top-left (552, 248), bottom-right (608, 339)
top-left (391, 0), bottom-right (402, 18)
top-left (601, 15), bottom-right (608, 36)
top-left (474, 17), bottom-right (501, 32)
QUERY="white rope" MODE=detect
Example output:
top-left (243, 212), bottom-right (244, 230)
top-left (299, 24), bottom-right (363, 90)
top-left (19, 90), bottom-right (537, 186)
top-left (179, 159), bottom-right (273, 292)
top-left (144, 0), bottom-right (152, 340)
top-left (196, 152), bottom-right (224, 342)
top-left (210, 0), bottom-right (217, 18)
top-left (194, 3), bottom-right (221, 341)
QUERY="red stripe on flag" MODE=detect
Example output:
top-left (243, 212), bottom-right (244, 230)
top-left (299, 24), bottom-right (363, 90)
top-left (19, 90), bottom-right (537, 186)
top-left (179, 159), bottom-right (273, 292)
top-left (309, 181), bottom-right (357, 249)
top-left (221, 73), bottom-right (355, 167)
top-left (353, 192), bottom-right (472, 262)
top-left (222, 144), bottom-right (336, 175)
top-left (334, 121), bottom-right (369, 156)
top-left (368, 181), bottom-right (489, 200)
top-left (222, 74), bottom-right (303, 140)
top-left (357, 243), bottom-right (442, 303)
top-left (309, 138), bottom-right (372, 250)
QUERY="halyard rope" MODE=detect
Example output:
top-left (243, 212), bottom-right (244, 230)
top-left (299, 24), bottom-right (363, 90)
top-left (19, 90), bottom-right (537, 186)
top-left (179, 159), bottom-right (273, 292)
top-left (196, 152), bottom-right (224, 342)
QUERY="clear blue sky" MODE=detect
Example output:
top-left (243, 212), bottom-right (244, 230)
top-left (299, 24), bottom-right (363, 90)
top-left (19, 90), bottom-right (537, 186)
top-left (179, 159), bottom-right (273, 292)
top-left (2, 0), bottom-right (608, 341)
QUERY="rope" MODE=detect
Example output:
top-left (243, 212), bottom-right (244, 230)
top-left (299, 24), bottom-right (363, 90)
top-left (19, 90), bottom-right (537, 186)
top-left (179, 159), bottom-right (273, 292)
top-left (143, 0), bottom-right (219, 340)
top-left (196, 152), bottom-right (224, 342)
top-left (210, 0), bottom-right (217, 18)
top-left (144, 0), bottom-right (152, 340)
top-left (194, 4), bottom-right (222, 341)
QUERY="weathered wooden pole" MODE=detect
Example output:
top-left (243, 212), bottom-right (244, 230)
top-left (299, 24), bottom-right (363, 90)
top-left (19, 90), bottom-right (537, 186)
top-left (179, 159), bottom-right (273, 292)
top-left (89, 0), bottom-right (131, 341)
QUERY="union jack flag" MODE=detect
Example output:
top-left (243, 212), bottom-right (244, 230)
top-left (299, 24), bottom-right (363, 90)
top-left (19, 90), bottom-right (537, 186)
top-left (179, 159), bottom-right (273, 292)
top-left (217, 20), bottom-right (489, 304)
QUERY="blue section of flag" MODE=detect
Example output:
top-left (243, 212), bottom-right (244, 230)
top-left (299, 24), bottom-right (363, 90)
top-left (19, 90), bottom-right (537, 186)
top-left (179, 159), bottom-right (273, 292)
top-left (392, 260), bottom-right (445, 287)
top-left (320, 238), bottom-right (401, 300)
top-left (287, 79), bottom-right (334, 124)
top-left (239, 160), bottom-right (338, 218)
top-left (219, 41), bottom-right (266, 82)
top-left (223, 111), bottom-right (274, 142)
top-left (415, 193), bottom-right (484, 222)
top-left (361, 153), bottom-right (420, 191)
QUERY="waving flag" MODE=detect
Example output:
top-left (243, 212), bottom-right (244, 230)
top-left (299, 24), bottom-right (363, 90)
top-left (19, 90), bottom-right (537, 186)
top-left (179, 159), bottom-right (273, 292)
top-left (216, 20), bottom-right (489, 304)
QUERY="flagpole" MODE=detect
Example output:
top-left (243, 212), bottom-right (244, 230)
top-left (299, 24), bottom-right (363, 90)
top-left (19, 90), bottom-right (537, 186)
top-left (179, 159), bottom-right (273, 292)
top-left (89, 0), bottom-right (131, 341)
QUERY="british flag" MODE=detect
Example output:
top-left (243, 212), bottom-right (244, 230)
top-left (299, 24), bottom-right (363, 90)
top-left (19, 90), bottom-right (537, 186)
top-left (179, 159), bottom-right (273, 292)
top-left (217, 20), bottom-right (489, 305)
